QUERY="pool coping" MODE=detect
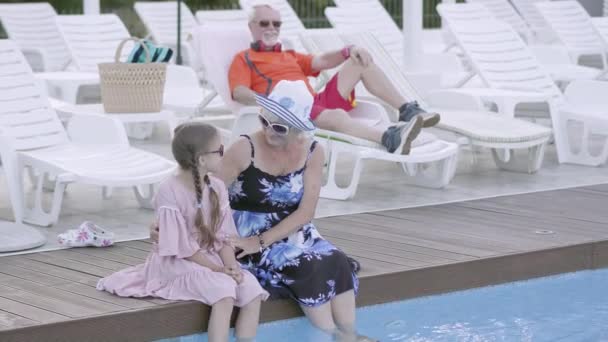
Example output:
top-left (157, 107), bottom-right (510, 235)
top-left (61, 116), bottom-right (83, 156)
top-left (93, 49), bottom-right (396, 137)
top-left (3, 239), bottom-right (607, 342)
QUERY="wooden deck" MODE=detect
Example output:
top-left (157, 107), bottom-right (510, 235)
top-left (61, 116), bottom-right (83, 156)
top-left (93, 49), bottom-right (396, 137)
top-left (1, 184), bottom-right (608, 341)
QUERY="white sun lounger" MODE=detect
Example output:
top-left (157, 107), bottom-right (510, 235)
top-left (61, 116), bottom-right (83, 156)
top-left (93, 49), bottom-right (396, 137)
top-left (0, 3), bottom-right (71, 72)
top-left (444, 19), bottom-right (608, 166)
top-left (0, 40), bottom-right (177, 227)
top-left (535, 1), bottom-right (608, 70)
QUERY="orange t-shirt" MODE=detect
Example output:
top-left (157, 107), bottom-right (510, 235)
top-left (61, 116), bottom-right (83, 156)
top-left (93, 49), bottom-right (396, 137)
top-left (228, 49), bottom-right (320, 97)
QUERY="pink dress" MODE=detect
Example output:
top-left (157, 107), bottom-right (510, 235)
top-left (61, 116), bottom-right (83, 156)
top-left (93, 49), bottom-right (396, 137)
top-left (96, 175), bottom-right (269, 307)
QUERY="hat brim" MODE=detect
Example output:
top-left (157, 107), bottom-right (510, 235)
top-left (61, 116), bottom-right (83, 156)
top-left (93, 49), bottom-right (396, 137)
top-left (254, 93), bottom-right (316, 132)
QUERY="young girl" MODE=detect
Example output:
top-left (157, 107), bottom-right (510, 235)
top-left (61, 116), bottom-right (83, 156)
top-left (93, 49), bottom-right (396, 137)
top-left (97, 122), bottom-right (268, 342)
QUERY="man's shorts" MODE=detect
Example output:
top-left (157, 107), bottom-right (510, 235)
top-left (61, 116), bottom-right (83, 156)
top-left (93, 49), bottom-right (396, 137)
top-left (310, 73), bottom-right (356, 121)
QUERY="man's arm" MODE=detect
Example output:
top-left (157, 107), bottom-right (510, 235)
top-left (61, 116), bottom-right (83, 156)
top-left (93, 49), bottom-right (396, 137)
top-left (311, 48), bottom-right (348, 72)
top-left (232, 85), bottom-right (258, 106)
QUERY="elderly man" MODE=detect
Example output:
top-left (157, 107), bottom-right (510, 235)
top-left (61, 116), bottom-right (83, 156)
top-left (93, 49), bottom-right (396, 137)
top-left (229, 3), bottom-right (440, 155)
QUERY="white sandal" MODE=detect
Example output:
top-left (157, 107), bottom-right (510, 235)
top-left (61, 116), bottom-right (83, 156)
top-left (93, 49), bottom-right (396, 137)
top-left (57, 221), bottom-right (115, 247)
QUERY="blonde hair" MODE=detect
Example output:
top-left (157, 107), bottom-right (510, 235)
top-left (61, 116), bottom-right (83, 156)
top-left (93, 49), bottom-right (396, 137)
top-left (171, 123), bottom-right (221, 250)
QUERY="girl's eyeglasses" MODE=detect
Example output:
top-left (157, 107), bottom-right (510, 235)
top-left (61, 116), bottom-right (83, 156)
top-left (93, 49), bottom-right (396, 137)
top-left (259, 115), bottom-right (289, 135)
top-left (257, 20), bottom-right (282, 28)
top-left (204, 144), bottom-right (224, 157)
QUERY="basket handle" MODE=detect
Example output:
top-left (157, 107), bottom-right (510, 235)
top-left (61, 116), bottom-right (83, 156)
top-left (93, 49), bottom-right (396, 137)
top-left (114, 37), bottom-right (152, 63)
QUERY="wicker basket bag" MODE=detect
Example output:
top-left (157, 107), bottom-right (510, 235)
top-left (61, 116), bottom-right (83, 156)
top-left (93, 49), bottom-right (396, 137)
top-left (98, 37), bottom-right (166, 113)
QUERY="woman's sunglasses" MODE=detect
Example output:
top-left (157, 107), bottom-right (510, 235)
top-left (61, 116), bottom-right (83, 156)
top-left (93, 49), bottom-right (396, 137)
top-left (204, 144), bottom-right (224, 157)
top-left (259, 115), bottom-right (289, 135)
top-left (257, 20), bottom-right (282, 28)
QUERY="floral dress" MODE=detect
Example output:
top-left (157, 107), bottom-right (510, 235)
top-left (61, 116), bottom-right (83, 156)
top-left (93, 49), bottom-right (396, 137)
top-left (229, 135), bottom-right (358, 307)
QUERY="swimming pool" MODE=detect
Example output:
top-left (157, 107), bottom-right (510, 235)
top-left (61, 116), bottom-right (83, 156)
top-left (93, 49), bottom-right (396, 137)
top-left (158, 268), bottom-right (608, 341)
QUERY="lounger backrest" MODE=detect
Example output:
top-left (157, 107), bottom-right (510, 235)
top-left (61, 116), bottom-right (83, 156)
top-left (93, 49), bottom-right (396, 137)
top-left (0, 3), bottom-right (71, 71)
top-left (338, 31), bottom-right (427, 107)
top-left (510, 0), bottom-right (554, 40)
top-left (238, 0), bottom-right (306, 52)
top-left (192, 26), bottom-right (251, 111)
top-left (57, 14), bottom-right (131, 74)
top-left (134, 1), bottom-right (197, 46)
top-left (448, 19), bottom-right (563, 103)
top-left (0, 40), bottom-right (68, 151)
top-left (592, 17), bottom-right (608, 48)
top-left (535, 1), bottom-right (604, 54)
top-left (436, 3), bottom-right (496, 50)
top-left (436, 3), bottom-right (495, 24)
top-left (467, 0), bottom-right (532, 41)
top-left (324, 7), bottom-right (403, 67)
top-left (195, 9), bottom-right (248, 29)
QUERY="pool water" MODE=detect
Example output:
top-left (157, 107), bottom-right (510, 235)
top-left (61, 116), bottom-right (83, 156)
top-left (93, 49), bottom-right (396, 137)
top-left (158, 268), bottom-right (608, 342)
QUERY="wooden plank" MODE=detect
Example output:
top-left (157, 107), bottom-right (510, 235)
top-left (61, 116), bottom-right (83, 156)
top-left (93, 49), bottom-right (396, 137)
top-left (451, 203), bottom-right (608, 238)
top-left (453, 201), bottom-right (608, 236)
top-left (0, 264), bottom-right (70, 287)
top-left (356, 257), bottom-right (409, 278)
top-left (68, 248), bottom-right (145, 266)
top-left (360, 211), bottom-right (537, 251)
top-left (388, 205), bottom-right (598, 245)
top-left (118, 241), bottom-right (153, 252)
top-left (0, 284), bottom-right (97, 318)
top-left (102, 245), bottom-right (149, 259)
top-left (318, 228), bottom-right (472, 262)
top-left (2, 278), bottom-right (126, 314)
top-left (0, 297), bottom-right (66, 324)
top-left (2, 257), bottom-right (101, 287)
top-left (325, 213), bottom-right (521, 251)
top-left (22, 253), bottom-right (113, 278)
top-left (336, 244), bottom-right (430, 268)
top-left (49, 250), bottom-right (133, 271)
top-left (315, 218), bottom-right (498, 257)
top-left (327, 237), bottom-right (442, 266)
top-left (482, 191), bottom-right (608, 223)
top-left (0, 310), bottom-right (37, 330)
top-left (0, 273), bottom-right (20, 284)
top-left (53, 283), bottom-right (158, 310)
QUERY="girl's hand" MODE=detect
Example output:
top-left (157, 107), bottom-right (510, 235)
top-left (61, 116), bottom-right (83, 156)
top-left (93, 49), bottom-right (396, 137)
top-left (223, 265), bottom-right (243, 284)
top-left (232, 237), bottom-right (261, 259)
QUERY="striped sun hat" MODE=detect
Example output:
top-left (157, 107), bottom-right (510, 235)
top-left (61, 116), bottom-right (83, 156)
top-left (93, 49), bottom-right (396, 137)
top-left (254, 80), bottom-right (316, 131)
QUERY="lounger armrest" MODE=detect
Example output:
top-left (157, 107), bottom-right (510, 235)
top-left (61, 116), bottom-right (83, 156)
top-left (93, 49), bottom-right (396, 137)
top-left (427, 89), bottom-right (485, 111)
top-left (66, 114), bottom-right (129, 146)
top-left (564, 80), bottom-right (608, 108)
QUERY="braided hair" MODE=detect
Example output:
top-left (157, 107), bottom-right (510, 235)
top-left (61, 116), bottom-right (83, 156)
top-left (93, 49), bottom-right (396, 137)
top-left (172, 123), bottom-right (221, 250)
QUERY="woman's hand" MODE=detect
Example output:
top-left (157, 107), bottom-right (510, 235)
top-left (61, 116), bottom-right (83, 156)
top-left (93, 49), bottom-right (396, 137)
top-left (228, 236), bottom-right (261, 259)
top-left (149, 220), bottom-right (159, 243)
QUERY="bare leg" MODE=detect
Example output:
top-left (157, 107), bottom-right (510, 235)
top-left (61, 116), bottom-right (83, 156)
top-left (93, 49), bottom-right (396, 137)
top-left (301, 301), bottom-right (337, 333)
top-left (208, 297), bottom-right (235, 342)
top-left (314, 108), bottom-right (389, 143)
top-left (337, 59), bottom-right (407, 110)
top-left (332, 290), bottom-right (378, 342)
top-left (234, 295), bottom-right (263, 341)
top-left (331, 290), bottom-right (356, 334)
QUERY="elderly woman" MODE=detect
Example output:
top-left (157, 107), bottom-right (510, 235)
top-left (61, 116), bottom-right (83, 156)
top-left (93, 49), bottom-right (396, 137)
top-left (223, 80), bottom-right (372, 341)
